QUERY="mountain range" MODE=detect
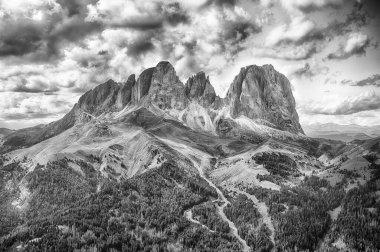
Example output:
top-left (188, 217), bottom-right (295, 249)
top-left (0, 62), bottom-right (379, 252)
top-left (304, 123), bottom-right (380, 142)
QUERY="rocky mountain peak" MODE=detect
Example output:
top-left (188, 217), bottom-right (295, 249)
top-left (226, 64), bottom-right (303, 133)
top-left (185, 71), bottom-right (216, 107)
top-left (152, 61), bottom-right (178, 84)
top-left (145, 61), bottom-right (187, 110)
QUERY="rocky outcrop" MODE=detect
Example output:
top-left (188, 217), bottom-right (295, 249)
top-left (226, 65), bottom-right (303, 134)
top-left (131, 68), bottom-right (154, 103)
top-left (77, 79), bottom-right (123, 116)
top-left (75, 62), bottom-right (189, 115)
top-left (147, 61), bottom-right (188, 110)
top-left (118, 74), bottom-right (135, 106)
top-left (131, 62), bottom-right (187, 110)
top-left (185, 71), bottom-right (216, 107)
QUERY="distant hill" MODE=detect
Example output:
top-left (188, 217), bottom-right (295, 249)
top-left (0, 128), bottom-right (15, 138)
top-left (303, 123), bottom-right (380, 142)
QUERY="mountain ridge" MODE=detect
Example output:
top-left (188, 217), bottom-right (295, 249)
top-left (0, 61), bottom-right (303, 153)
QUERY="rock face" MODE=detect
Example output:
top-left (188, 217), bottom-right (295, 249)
top-left (147, 61), bottom-right (188, 110)
top-left (77, 79), bottom-right (124, 116)
top-left (118, 74), bottom-right (135, 106)
top-left (131, 68), bottom-right (154, 103)
top-left (226, 65), bottom-right (303, 134)
top-left (185, 71), bottom-right (216, 107)
top-left (131, 62), bottom-right (187, 110)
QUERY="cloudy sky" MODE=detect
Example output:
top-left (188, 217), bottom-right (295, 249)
top-left (0, 0), bottom-right (379, 129)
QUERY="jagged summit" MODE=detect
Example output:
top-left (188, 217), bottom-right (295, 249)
top-left (0, 61), bottom-right (304, 153)
top-left (75, 61), bottom-right (303, 136)
top-left (185, 71), bottom-right (216, 107)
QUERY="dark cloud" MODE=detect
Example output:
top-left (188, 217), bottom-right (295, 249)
top-left (0, 20), bottom-right (44, 57)
top-left (0, 0), bottom-right (103, 62)
top-left (72, 47), bottom-right (111, 69)
top-left (323, 4), bottom-right (368, 38)
top-left (203, 0), bottom-right (238, 8)
top-left (342, 74), bottom-right (380, 87)
top-left (292, 63), bottom-right (314, 78)
top-left (111, 2), bottom-right (190, 30)
top-left (46, 17), bottom-right (103, 59)
top-left (112, 17), bottom-right (163, 30)
top-left (98, 50), bottom-right (108, 55)
top-left (126, 37), bottom-right (155, 58)
top-left (356, 74), bottom-right (380, 87)
top-left (223, 21), bottom-right (262, 44)
top-left (216, 19), bottom-right (262, 55)
top-left (296, 1), bottom-right (344, 13)
top-left (162, 2), bottom-right (190, 26)
top-left (56, 0), bottom-right (99, 17)
top-left (358, 0), bottom-right (380, 19)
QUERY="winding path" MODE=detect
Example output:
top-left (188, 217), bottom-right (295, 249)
top-left (158, 138), bottom-right (250, 252)
top-left (230, 188), bottom-right (275, 244)
top-left (199, 159), bottom-right (250, 252)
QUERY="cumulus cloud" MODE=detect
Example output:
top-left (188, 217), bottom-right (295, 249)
top-left (266, 16), bottom-right (321, 46)
top-left (327, 32), bottom-right (370, 60)
top-left (0, 0), bottom-right (104, 62)
top-left (302, 92), bottom-right (380, 115)
top-left (0, 20), bottom-right (45, 57)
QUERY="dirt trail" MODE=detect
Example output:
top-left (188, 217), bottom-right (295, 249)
top-left (198, 158), bottom-right (250, 252)
top-left (184, 209), bottom-right (215, 233)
